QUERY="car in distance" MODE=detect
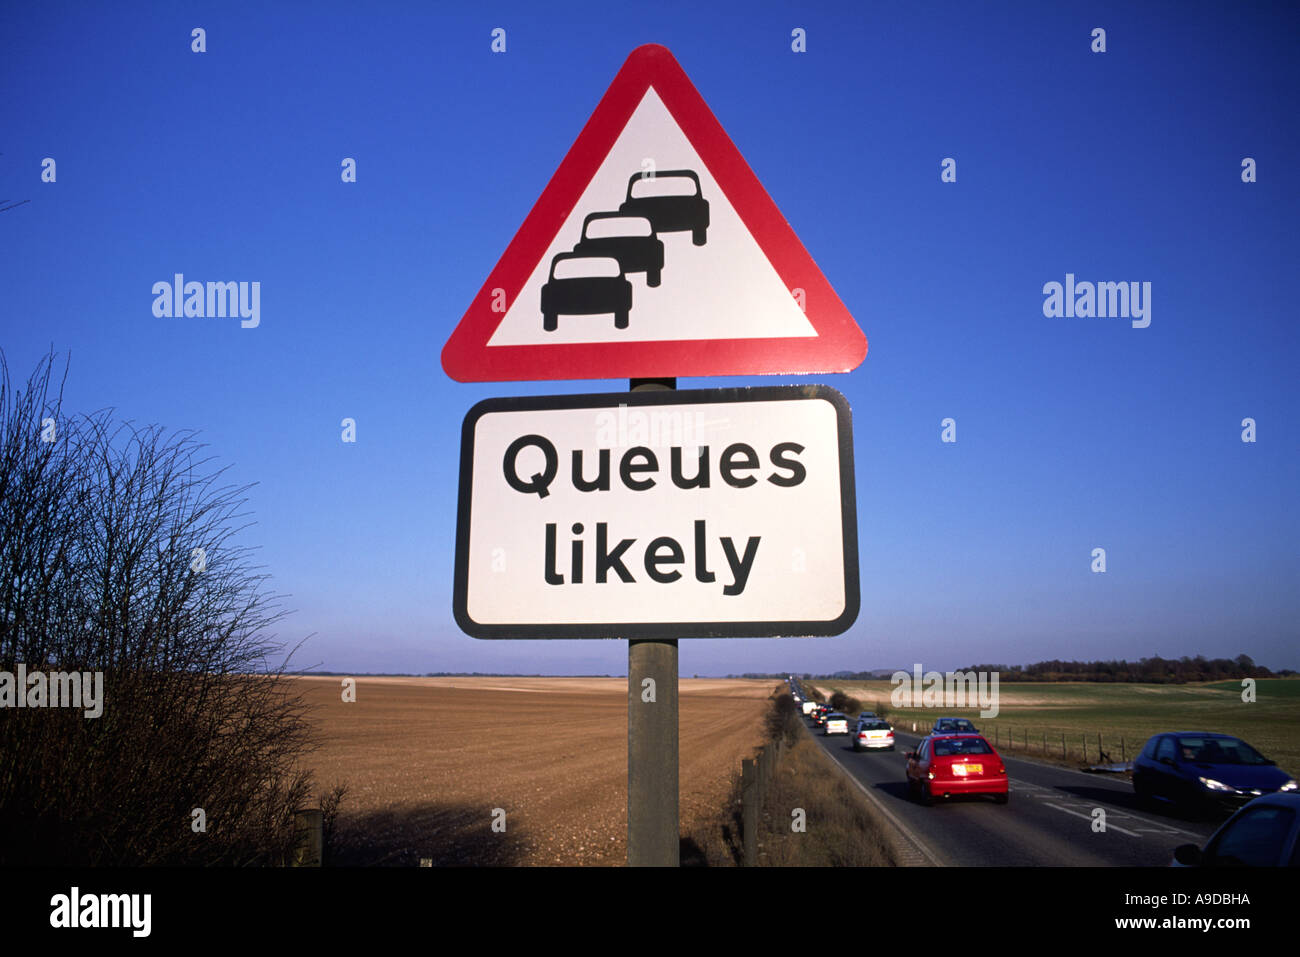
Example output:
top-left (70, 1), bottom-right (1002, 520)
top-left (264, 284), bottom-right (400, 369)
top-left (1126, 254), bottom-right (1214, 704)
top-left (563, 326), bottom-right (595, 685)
top-left (618, 170), bottom-right (709, 246)
top-left (572, 213), bottom-right (664, 287)
top-left (1171, 792), bottom-right (1300, 867)
top-left (852, 713), bottom-right (879, 735)
top-left (540, 253), bottom-right (632, 332)
top-left (801, 700), bottom-right (818, 716)
top-left (1132, 732), bottom-right (1297, 815)
top-left (823, 712), bottom-right (849, 735)
top-left (853, 719), bottom-right (895, 752)
top-left (931, 717), bottom-right (979, 735)
top-left (906, 734), bottom-right (1008, 806)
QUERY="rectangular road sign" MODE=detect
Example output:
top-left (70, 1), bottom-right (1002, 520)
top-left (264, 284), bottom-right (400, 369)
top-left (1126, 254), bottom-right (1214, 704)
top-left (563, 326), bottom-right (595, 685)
top-left (453, 386), bottom-right (858, 638)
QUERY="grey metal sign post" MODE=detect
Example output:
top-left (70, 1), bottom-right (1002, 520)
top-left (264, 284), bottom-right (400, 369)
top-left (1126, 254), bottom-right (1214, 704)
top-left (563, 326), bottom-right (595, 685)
top-left (626, 377), bottom-right (679, 866)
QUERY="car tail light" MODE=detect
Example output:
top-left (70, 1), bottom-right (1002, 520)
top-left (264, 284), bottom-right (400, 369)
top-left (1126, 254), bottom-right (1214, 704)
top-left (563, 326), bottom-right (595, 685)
top-left (886, 731), bottom-right (894, 737)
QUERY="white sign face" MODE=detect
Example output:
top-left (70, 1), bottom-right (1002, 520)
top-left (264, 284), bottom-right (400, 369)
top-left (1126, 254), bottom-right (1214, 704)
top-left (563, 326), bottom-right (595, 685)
top-left (484, 88), bottom-right (817, 347)
top-left (453, 387), bottom-right (859, 638)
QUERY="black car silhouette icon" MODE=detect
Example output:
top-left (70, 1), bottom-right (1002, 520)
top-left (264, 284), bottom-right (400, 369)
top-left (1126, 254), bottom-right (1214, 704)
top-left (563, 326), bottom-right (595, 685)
top-left (573, 212), bottom-right (664, 287)
top-left (540, 253), bottom-right (633, 331)
top-left (618, 170), bottom-right (709, 246)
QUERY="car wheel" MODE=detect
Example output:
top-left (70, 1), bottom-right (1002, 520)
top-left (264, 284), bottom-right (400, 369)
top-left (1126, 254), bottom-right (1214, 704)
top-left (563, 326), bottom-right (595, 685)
top-left (648, 270), bottom-right (662, 287)
top-left (543, 313), bottom-right (558, 332)
top-left (614, 311), bottom-right (629, 329)
top-left (994, 791), bottom-right (1009, 805)
top-left (692, 229), bottom-right (706, 246)
top-left (919, 782), bottom-right (933, 806)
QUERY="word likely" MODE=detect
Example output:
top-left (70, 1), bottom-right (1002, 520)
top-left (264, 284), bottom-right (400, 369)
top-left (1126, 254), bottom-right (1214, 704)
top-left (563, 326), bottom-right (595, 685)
top-left (0, 664), bottom-right (103, 719)
top-left (152, 274), bottom-right (260, 328)
top-left (50, 887), bottom-right (151, 937)
top-left (890, 664), bottom-right (1000, 718)
top-left (1042, 273), bottom-right (1151, 328)
top-left (544, 519), bottom-right (760, 596)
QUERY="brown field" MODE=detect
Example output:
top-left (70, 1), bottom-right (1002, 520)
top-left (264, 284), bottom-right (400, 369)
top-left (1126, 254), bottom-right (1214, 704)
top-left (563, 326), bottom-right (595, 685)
top-left (293, 676), bottom-right (777, 866)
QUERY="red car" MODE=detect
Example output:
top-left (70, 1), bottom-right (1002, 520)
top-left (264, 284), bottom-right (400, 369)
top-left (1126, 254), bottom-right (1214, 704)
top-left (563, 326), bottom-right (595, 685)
top-left (906, 734), bottom-right (1009, 805)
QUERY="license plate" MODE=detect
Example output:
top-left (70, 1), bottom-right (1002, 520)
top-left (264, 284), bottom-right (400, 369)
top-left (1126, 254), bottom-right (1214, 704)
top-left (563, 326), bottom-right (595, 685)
top-left (953, 763), bottom-right (983, 776)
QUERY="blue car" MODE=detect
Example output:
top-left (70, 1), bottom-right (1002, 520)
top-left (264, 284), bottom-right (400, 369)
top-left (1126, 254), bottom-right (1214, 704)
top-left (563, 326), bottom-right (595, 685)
top-left (1172, 792), bottom-right (1300, 866)
top-left (1133, 731), bottom-right (1297, 815)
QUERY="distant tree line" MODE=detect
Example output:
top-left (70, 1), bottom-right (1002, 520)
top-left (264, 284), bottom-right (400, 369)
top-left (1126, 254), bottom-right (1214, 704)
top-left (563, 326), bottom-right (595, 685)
top-left (751, 656), bottom-right (1293, 685)
top-left (958, 654), bottom-right (1289, 684)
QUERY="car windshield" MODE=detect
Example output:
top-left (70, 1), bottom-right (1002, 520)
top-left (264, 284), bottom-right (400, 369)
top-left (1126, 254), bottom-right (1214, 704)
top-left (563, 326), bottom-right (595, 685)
top-left (861, 722), bottom-right (890, 731)
top-left (933, 738), bottom-right (993, 756)
top-left (629, 175), bottom-right (699, 199)
top-left (827, 714), bottom-right (846, 721)
top-left (584, 216), bottom-right (653, 239)
top-left (1177, 736), bottom-right (1270, 765)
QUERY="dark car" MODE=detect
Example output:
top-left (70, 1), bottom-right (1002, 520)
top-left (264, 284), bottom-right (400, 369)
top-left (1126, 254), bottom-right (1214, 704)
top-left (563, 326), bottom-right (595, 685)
top-left (1172, 792), bottom-right (1300, 866)
top-left (906, 734), bottom-right (1008, 805)
top-left (572, 213), bottom-right (664, 287)
top-left (932, 717), bottom-right (979, 735)
top-left (1133, 732), bottom-right (1296, 815)
top-left (618, 170), bottom-right (709, 246)
top-left (539, 253), bottom-right (632, 331)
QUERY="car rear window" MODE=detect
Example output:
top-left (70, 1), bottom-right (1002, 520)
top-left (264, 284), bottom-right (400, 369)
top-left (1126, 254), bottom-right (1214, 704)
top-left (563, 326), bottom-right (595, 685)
top-left (584, 216), bottom-right (653, 239)
top-left (933, 738), bottom-right (993, 756)
top-left (629, 175), bottom-right (700, 199)
top-left (552, 256), bottom-right (622, 280)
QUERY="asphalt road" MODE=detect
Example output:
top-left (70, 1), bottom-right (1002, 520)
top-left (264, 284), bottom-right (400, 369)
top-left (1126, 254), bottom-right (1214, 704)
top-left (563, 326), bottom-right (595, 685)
top-left (782, 677), bottom-right (1226, 866)
top-left (804, 718), bottom-right (1224, 865)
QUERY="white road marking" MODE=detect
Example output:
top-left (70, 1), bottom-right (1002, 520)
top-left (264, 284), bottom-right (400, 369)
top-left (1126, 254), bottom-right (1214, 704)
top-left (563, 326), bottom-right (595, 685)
top-left (1043, 803), bottom-right (1143, 837)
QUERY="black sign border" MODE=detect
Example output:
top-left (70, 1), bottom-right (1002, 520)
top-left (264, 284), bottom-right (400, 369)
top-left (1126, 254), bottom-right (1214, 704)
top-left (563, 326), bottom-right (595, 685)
top-left (453, 385), bottom-right (859, 639)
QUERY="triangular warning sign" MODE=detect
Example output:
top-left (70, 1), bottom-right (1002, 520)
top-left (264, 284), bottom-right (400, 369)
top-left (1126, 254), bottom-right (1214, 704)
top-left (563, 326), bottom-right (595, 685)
top-left (441, 44), bottom-right (867, 382)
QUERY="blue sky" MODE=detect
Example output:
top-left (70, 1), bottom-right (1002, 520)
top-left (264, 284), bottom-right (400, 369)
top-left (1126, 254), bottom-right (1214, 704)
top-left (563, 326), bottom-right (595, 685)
top-left (3, 1), bottom-right (1297, 675)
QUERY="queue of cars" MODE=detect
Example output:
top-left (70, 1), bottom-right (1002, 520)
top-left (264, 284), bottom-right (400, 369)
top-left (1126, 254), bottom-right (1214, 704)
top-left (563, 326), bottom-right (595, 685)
top-left (539, 170), bottom-right (709, 333)
top-left (791, 684), bottom-right (1296, 865)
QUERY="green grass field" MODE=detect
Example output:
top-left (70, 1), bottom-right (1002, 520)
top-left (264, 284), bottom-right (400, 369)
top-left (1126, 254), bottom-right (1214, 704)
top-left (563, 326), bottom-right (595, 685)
top-left (812, 678), bottom-right (1300, 774)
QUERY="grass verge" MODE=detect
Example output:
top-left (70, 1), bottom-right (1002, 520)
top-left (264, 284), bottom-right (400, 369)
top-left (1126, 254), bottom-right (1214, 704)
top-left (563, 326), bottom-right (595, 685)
top-left (684, 689), bottom-right (898, 866)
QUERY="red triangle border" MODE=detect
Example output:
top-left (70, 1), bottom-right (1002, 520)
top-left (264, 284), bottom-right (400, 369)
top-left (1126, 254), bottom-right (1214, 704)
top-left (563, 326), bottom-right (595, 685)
top-left (441, 44), bottom-right (867, 382)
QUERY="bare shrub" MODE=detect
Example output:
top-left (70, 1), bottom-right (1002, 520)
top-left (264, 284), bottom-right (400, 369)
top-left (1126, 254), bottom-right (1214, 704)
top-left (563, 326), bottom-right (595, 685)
top-left (0, 351), bottom-right (316, 865)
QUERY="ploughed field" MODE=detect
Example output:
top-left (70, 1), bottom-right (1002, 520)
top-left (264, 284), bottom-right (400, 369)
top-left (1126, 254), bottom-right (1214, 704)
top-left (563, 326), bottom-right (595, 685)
top-left (293, 676), bottom-right (775, 865)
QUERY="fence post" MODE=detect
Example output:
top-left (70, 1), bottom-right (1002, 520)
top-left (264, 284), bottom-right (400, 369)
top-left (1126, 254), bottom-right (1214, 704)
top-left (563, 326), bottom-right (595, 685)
top-left (1061, 732), bottom-right (1066, 758)
top-left (1098, 733), bottom-right (1103, 760)
top-left (1121, 737), bottom-right (1125, 762)
top-left (742, 758), bottom-right (757, 866)
top-left (1082, 734), bottom-right (1087, 762)
top-left (1042, 731), bottom-right (1046, 754)
top-left (291, 809), bottom-right (323, 868)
